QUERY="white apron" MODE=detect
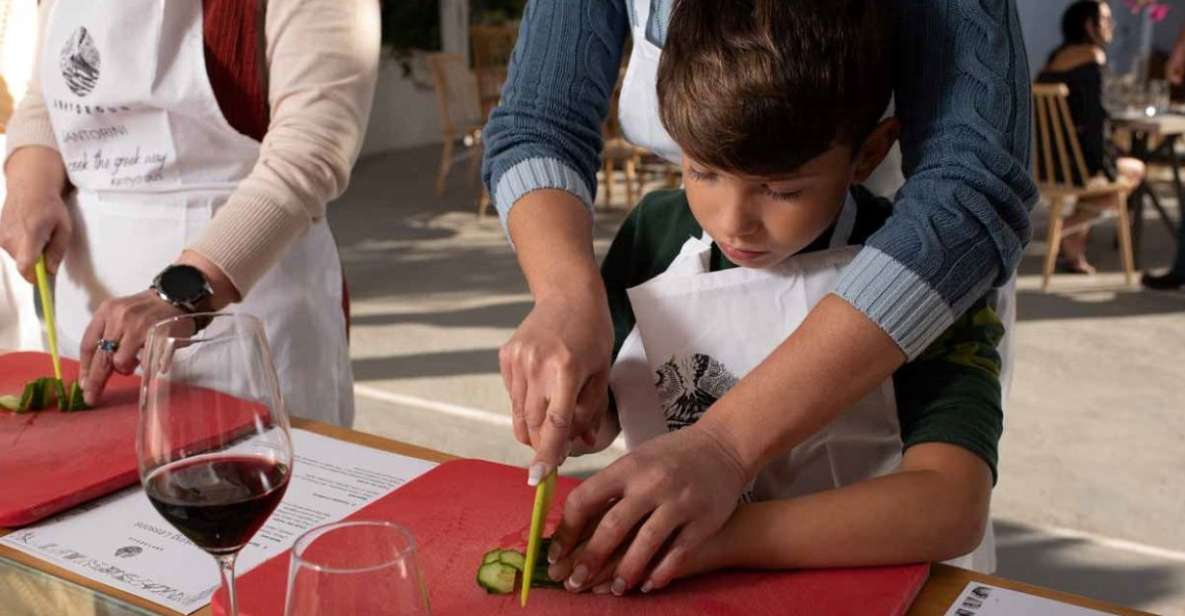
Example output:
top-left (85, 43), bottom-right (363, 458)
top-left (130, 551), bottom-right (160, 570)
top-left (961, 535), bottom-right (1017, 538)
top-left (41, 0), bottom-right (354, 426)
top-left (608, 194), bottom-right (996, 572)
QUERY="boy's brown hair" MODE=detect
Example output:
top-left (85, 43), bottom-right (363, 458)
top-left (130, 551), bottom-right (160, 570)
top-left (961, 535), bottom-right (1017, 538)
top-left (657, 0), bottom-right (895, 176)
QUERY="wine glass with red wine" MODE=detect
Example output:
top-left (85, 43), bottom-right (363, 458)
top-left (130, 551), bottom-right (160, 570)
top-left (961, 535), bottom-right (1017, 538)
top-left (139, 313), bottom-right (293, 616)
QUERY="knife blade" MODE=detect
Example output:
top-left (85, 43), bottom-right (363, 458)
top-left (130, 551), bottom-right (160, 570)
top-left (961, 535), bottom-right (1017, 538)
top-left (34, 256), bottom-right (62, 381)
top-left (521, 469), bottom-right (557, 607)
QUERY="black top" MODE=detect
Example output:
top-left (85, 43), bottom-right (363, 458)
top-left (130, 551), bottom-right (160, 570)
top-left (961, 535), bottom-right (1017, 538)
top-left (1036, 61), bottom-right (1115, 183)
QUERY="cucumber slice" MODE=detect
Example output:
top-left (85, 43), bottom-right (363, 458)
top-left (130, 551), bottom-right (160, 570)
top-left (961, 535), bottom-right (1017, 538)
top-left (498, 549), bottom-right (526, 571)
top-left (0, 395), bottom-right (20, 412)
top-left (476, 561), bottom-right (516, 594)
top-left (18, 379), bottom-right (48, 412)
top-left (59, 381), bottom-right (90, 412)
top-left (482, 550), bottom-right (501, 565)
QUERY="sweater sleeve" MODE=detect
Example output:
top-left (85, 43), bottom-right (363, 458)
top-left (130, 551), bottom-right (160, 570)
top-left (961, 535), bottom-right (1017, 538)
top-left (480, 0), bottom-right (630, 224)
top-left (3, 0), bottom-right (59, 159)
top-left (188, 0), bottom-right (380, 294)
top-left (832, 0), bottom-right (1037, 359)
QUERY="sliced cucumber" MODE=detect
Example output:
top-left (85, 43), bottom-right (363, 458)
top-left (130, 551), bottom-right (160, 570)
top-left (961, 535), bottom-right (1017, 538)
top-left (0, 395), bottom-right (20, 412)
top-left (498, 549), bottom-right (526, 571)
top-left (476, 561), bottom-right (517, 594)
top-left (18, 378), bottom-right (49, 412)
top-left (59, 381), bottom-right (90, 412)
top-left (477, 540), bottom-right (566, 595)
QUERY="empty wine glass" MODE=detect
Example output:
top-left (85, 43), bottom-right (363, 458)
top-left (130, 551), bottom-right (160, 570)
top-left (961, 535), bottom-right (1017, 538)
top-left (138, 313), bottom-right (294, 616)
top-left (284, 521), bottom-right (430, 615)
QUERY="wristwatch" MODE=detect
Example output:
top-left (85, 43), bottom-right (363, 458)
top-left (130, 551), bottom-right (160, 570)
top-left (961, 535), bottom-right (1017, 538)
top-left (151, 264), bottom-right (215, 332)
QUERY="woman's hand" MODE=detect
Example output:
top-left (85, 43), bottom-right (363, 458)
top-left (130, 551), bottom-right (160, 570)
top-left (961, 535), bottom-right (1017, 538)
top-left (500, 288), bottom-right (613, 481)
top-left (1169, 32), bottom-right (1185, 85)
top-left (0, 146), bottom-right (71, 281)
top-left (78, 290), bottom-right (186, 405)
top-left (78, 251), bottom-right (237, 405)
top-left (546, 423), bottom-right (749, 594)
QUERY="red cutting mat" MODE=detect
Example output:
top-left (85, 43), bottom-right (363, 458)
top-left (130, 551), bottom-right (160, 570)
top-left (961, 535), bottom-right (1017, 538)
top-left (215, 459), bottom-right (929, 616)
top-left (0, 352), bottom-right (262, 527)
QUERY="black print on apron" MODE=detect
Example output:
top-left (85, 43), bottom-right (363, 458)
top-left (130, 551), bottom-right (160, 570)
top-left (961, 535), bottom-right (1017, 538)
top-left (60, 27), bottom-right (100, 97)
top-left (654, 353), bottom-right (738, 431)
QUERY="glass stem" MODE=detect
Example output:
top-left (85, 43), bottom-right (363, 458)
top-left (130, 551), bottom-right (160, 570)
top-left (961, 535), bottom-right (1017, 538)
top-left (216, 552), bottom-right (239, 616)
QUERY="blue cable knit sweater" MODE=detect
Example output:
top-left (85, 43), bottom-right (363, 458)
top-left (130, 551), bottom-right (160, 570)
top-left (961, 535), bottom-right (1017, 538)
top-left (482, 0), bottom-right (1037, 359)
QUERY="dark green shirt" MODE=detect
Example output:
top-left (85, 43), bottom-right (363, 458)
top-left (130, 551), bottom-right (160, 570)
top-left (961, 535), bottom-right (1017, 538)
top-left (602, 188), bottom-right (1005, 482)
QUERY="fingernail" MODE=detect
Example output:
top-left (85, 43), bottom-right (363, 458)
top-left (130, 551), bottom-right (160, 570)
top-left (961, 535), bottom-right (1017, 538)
top-left (610, 577), bottom-right (626, 596)
top-left (640, 580), bottom-right (654, 594)
top-left (592, 582), bottom-right (612, 595)
top-left (527, 462), bottom-right (547, 486)
top-left (547, 541), bottom-right (563, 564)
top-left (568, 564), bottom-right (588, 588)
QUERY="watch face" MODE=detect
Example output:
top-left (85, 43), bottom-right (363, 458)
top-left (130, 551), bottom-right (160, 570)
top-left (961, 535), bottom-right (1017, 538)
top-left (159, 265), bottom-right (208, 304)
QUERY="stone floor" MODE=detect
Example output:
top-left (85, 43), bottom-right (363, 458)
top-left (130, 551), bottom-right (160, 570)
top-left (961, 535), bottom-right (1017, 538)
top-left (333, 145), bottom-right (1185, 615)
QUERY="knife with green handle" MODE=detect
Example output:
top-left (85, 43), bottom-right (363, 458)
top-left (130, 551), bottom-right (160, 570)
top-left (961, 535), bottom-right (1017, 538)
top-left (34, 256), bottom-right (62, 381)
top-left (521, 469), bottom-right (557, 607)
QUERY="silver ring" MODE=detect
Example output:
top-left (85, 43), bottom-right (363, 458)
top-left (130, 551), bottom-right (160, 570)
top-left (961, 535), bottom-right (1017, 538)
top-left (97, 338), bottom-right (119, 353)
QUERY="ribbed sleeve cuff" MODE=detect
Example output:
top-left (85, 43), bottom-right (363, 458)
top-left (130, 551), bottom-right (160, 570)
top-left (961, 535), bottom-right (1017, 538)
top-left (4, 116), bottom-right (58, 163)
top-left (493, 157), bottom-right (594, 228)
top-left (832, 247), bottom-right (956, 360)
top-left (188, 193), bottom-right (310, 296)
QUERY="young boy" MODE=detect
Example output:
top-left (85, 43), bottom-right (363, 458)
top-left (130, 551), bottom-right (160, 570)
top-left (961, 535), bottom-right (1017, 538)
top-left (555, 0), bottom-right (1006, 593)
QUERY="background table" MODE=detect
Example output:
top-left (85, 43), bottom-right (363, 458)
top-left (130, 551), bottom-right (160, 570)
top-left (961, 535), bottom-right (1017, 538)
top-left (0, 419), bottom-right (1158, 616)
top-left (1110, 112), bottom-right (1185, 267)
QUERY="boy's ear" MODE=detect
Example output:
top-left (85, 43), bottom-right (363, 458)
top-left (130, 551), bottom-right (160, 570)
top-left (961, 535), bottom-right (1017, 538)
top-left (851, 118), bottom-right (901, 184)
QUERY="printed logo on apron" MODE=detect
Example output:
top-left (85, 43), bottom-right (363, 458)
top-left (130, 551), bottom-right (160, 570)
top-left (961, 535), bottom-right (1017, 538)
top-left (60, 27), bottom-right (100, 97)
top-left (655, 353), bottom-right (738, 431)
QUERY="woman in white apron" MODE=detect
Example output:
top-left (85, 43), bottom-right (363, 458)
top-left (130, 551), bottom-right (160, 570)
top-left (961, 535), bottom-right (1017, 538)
top-left (0, 0), bottom-right (380, 426)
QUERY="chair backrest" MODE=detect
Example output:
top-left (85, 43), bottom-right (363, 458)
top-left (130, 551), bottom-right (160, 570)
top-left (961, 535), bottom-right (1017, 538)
top-left (1032, 82), bottom-right (1092, 190)
top-left (470, 23), bottom-right (518, 118)
top-left (425, 52), bottom-right (484, 136)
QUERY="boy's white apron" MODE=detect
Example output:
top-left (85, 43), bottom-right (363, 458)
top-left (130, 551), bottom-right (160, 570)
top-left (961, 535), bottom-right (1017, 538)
top-left (39, 0), bottom-right (353, 425)
top-left (609, 195), bottom-right (996, 572)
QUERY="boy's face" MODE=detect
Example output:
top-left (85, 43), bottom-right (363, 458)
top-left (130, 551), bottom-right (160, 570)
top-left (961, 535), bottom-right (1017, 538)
top-left (682, 118), bottom-right (898, 269)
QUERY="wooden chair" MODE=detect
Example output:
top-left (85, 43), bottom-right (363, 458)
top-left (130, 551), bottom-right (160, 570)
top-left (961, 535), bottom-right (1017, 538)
top-left (600, 68), bottom-right (648, 209)
top-left (469, 24), bottom-right (517, 121)
top-left (1032, 83), bottom-right (1136, 290)
top-left (425, 53), bottom-right (491, 217)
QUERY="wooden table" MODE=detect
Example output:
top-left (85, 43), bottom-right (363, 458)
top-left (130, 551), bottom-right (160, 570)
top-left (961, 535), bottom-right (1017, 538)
top-left (1110, 112), bottom-right (1185, 265)
top-left (0, 419), bottom-right (1157, 616)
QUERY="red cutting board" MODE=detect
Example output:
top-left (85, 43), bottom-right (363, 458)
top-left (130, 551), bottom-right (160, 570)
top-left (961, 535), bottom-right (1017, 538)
top-left (0, 351), bottom-right (262, 527)
top-left (215, 459), bottom-right (929, 616)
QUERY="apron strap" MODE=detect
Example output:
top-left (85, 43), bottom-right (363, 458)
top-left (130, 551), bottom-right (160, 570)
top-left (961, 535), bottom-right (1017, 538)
top-left (827, 190), bottom-right (859, 250)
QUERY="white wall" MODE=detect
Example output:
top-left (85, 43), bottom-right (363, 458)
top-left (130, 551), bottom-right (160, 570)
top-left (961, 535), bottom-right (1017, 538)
top-left (361, 56), bottom-right (444, 156)
top-left (361, 0), bottom-right (472, 156)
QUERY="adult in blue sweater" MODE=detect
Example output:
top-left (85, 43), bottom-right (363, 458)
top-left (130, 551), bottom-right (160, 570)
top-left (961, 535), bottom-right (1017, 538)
top-left (483, 0), bottom-right (1036, 594)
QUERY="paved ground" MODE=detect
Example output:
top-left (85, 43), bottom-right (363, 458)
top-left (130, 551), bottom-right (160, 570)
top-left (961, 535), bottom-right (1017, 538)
top-left (332, 145), bottom-right (1185, 615)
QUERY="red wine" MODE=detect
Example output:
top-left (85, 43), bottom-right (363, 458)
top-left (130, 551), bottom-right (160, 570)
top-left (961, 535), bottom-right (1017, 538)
top-left (145, 455), bottom-right (289, 555)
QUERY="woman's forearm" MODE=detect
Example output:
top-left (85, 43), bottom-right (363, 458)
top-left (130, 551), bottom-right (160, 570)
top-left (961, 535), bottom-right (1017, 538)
top-left (188, 0), bottom-right (380, 296)
top-left (689, 445), bottom-right (992, 574)
top-left (507, 189), bottom-right (604, 303)
top-left (4, 146), bottom-right (68, 199)
top-left (699, 295), bottom-right (904, 475)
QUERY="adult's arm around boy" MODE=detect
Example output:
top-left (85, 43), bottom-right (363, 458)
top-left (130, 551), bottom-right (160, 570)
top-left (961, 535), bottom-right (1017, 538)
top-left (833, 0), bottom-right (1036, 358)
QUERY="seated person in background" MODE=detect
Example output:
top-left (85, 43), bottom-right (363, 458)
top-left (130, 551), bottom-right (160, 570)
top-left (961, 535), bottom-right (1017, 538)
top-left (1037, 0), bottom-right (1145, 275)
top-left (556, 0), bottom-right (1006, 593)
